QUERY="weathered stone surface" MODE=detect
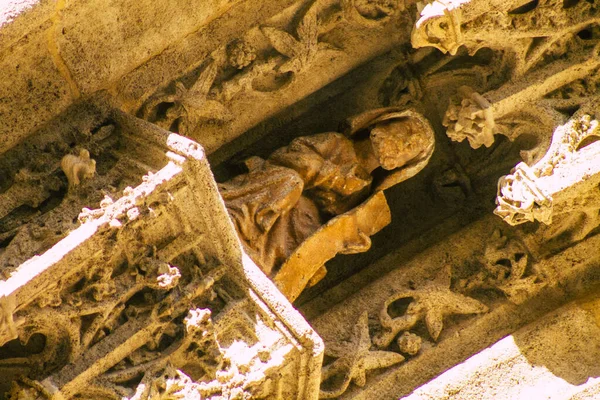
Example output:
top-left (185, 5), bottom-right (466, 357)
top-left (4, 0), bottom-right (600, 398)
top-left (0, 109), bottom-right (322, 399)
top-left (55, 0), bottom-right (241, 94)
top-left (404, 298), bottom-right (600, 400)
top-left (0, 20), bottom-right (74, 158)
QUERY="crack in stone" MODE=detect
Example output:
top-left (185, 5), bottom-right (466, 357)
top-left (46, 0), bottom-right (80, 99)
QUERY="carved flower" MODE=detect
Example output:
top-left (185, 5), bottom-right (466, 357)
top-left (167, 62), bottom-right (233, 131)
top-left (374, 267), bottom-right (488, 347)
top-left (227, 40), bottom-right (257, 69)
top-left (157, 263), bottom-right (181, 290)
top-left (143, 60), bottom-right (233, 133)
top-left (354, 0), bottom-right (397, 19)
top-left (443, 86), bottom-right (495, 149)
top-left (320, 312), bottom-right (404, 398)
top-left (397, 332), bottom-right (422, 356)
top-left (261, 3), bottom-right (338, 74)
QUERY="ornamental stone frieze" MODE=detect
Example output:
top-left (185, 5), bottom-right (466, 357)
top-left (4, 0), bottom-right (600, 399)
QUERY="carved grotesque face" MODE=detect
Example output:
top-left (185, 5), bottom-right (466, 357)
top-left (370, 119), bottom-right (428, 170)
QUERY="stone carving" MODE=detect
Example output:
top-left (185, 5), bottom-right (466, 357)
top-left (60, 149), bottom-right (97, 188)
top-left (141, 60), bottom-right (232, 134)
top-left (373, 266), bottom-right (488, 348)
top-left (495, 111), bottom-right (600, 232)
top-left (413, 0), bottom-right (600, 159)
top-left (261, 2), bottom-right (331, 74)
top-left (457, 229), bottom-right (545, 304)
top-left (0, 168), bottom-right (62, 223)
top-left (396, 331), bottom-right (422, 356)
top-left (0, 111), bottom-right (323, 400)
top-left (319, 312), bottom-right (404, 399)
top-left (0, 119), bottom-right (125, 276)
top-left (341, 0), bottom-right (403, 27)
top-left (443, 85), bottom-right (495, 149)
top-left (226, 39), bottom-right (258, 70)
top-left (413, 0), bottom-right (600, 69)
top-left (219, 107), bottom-right (435, 300)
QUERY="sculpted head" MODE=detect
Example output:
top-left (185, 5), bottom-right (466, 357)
top-left (369, 118), bottom-right (431, 170)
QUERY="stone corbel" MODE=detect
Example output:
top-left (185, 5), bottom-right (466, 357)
top-left (443, 45), bottom-right (600, 151)
top-left (495, 111), bottom-right (600, 227)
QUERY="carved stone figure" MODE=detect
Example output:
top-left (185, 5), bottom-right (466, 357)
top-left (60, 149), bottom-right (97, 188)
top-left (219, 107), bottom-right (435, 300)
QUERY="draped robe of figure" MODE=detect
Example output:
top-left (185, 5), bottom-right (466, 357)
top-left (219, 108), bottom-right (435, 277)
top-left (219, 133), bottom-right (374, 275)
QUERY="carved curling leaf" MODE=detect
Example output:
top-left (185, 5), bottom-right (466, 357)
top-left (458, 229), bottom-right (544, 304)
top-left (143, 60), bottom-right (232, 133)
top-left (374, 266), bottom-right (488, 348)
top-left (174, 61), bottom-right (233, 129)
top-left (342, 0), bottom-right (402, 27)
top-left (61, 149), bottom-right (96, 187)
top-left (297, 1), bottom-right (318, 51)
top-left (319, 312), bottom-right (404, 399)
top-left (261, 27), bottom-right (302, 60)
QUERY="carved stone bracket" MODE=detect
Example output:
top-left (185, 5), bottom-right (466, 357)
top-left (495, 111), bottom-right (600, 227)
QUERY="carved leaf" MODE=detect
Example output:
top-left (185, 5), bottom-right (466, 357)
top-left (186, 100), bottom-right (232, 125)
top-left (261, 26), bottom-right (302, 59)
top-left (297, 2), bottom-right (319, 49)
top-left (318, 41), bottom-right (343, 52)
top-left (363, 350), bottom-right (405, 371)
top-left (280, 57), bottom-right (304, 74)
top-left (190, 60), bottom-right (218, 98)
top-left (174, 82), bottom-right (188, 99)
top-left (511, 254), bottom-right (528, 280)
top-left (180, 95), bottom-right (208, 111)
top-left (425, 310), bottom-right (444, 341)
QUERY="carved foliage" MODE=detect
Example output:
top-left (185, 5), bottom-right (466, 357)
top-left (373, 267), bottom-right (488, 349)
top-left (457, 229), bottom-right (546, 304)
top-left (495, 113), bottom-right (600, 226)
top-left (319, 312), bottom-right (404, 399)
top-left (141, 60), bottom-right (232, 134)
